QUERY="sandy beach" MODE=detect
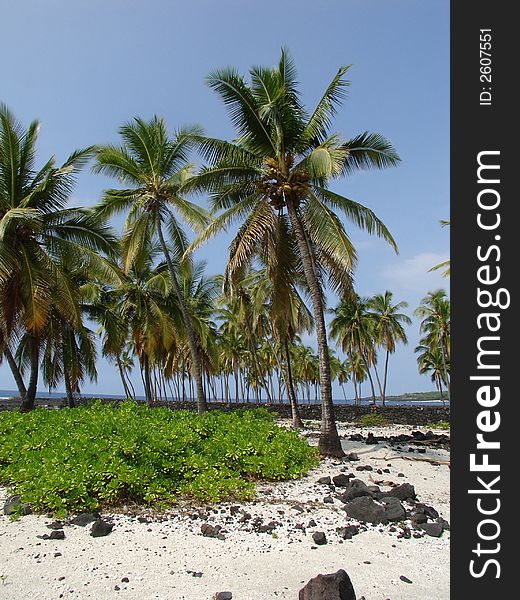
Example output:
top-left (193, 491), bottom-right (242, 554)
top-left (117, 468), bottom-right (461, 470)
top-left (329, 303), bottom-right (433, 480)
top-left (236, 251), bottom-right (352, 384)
top-left (0, 422), bottom-right (449, 600)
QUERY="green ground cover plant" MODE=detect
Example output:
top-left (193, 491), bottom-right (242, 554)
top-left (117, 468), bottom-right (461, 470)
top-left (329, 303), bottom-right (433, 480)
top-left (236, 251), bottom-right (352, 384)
top-left (426, 420), bottom-right (450, 430)
top-left (0, 402), bottom-right (318, 515)
top-left (357, 413), bottom-right (388, 427)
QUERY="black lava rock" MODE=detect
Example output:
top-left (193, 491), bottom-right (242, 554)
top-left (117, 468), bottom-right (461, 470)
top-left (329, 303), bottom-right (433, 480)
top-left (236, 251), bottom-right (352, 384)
top-left (383, 483), bottom-right (416, 501)
top-left (344, 496), bottom-right (387, 524)
top-left (339, 479), bottom-right (373, 503)
top-left (381, 497), bottom-right (406, 521)
top-left (317, 476), bottom-right (332, 485)
top-left (71, 512), bottom-right (100, 526)
top-left (90, 519), bottom-right (113, 537)
top-left (332, 473), bottom-right (352, 487)
top-left (336, 525), bottom-right (359, 539)
top-left (420, 522), bottom-right (444, 538)
top-left (312, 531), bottom-right (327, 545)
top-left (299, 569), bottom-right (356, 600)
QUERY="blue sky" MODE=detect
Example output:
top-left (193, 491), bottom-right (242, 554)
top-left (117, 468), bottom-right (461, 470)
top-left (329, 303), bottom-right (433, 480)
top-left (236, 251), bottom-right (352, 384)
top-left (1, 0), bottom-right (450, 398)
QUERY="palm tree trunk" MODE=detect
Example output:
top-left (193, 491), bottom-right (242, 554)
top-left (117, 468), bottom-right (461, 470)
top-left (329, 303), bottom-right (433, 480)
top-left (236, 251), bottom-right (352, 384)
top-left (3, 346), bottom-right (28, 404)
top-left (234, 367), bottom-right (239, 403)
top-left (64, 376), bottom-right (75, 408)
top-left (21, 336), bottom-right (39, 412)
top-left (240, 371), bottom-right (246, 402)
top-left (441, 332), bottom-right (451, 398)
top-left (382, 350), bottom-right (390, 406)
top-left (341, 384), bottom-right (348, 402)
top-left (116, 356), bottom-right (132, 399)
top-left (243, 317), bottom-right (273, 403)
top-left (128, 375), bottom-right (136, 399)
top-left (142, 354), bottom-right (153, 405)
top-left (373, 363), bottom-right (384, 406)
top-left (285, 197), bottom-right (343, 457)
top-left (156, 221), bottom-right (207, 414)
top-left (283, 338), bottom-right (304, 428)
top-left (361, 352), bottom-right (377, 405)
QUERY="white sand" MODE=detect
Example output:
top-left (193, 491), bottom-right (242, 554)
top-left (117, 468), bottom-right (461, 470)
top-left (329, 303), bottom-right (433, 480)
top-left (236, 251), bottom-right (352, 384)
top-left (0, 424), bottom-right (450, 600)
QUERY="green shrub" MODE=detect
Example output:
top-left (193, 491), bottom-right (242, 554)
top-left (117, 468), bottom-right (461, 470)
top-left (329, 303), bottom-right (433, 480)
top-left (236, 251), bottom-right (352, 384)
top-left (0, 402), bottom-right (317, 515)
top-left (357, 413), bottom-right (388, 427)
top-left (426, 420), bottom-right (450, 430)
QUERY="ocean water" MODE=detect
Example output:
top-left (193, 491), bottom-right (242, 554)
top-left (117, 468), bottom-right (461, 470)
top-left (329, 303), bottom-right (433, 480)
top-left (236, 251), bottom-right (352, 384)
top-left (0, 390), bottom-right (449, 407)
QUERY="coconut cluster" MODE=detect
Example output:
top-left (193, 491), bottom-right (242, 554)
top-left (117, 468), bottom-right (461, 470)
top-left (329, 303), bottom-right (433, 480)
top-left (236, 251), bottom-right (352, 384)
top-left (256, 156), bottom-right (309, 210)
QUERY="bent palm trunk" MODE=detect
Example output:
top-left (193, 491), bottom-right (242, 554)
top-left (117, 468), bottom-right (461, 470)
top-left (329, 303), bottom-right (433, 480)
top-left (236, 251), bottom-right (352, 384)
top-left (21, 336), bottom-right (39, 412)
top-left (157, 221), bottom-right (207, 414)
top-left (3, 346), bottom-right (28, 406)
top-left (285, 197), bottom-right (343, 457)
top-left (283, 338), bottom-right (304, 429)
top-left (64, 376), bottom-right (75, 408)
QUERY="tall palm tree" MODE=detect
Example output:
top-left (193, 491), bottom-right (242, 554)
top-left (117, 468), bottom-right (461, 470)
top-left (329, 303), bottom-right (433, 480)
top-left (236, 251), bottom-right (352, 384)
top-left (248, 260), bottom-right (313, 428)
top-left (367, 291), bottom-right (411, 405)
top-left (415, 343), bottom-right (449, 404)
top-left (168, 259), bottom-right (221, 399)
top-left (93, 116), bottom-right (210, 413)
top-left (185, 50), bottom-right (399, 456)
top-left (216, 308), bottom-right (247, 403)
top-left (415, 289), bottom-right (450, 396)
top-left (330, 295), bottom-right (379, 404)
top-left (0, 104), bottom-right (118, 410)
top-left (89, 239), bottom-right (178, 405)
top-left (346, 351), bottom-right (367, 404)
top-left (336, 358), bottom-right (352, 402)
top-left (220, 276), bottom-right (274, 403)
top-left (37, 309), bottom-right (97, 407)
top-left (37, 259), bottom-right (99, 407)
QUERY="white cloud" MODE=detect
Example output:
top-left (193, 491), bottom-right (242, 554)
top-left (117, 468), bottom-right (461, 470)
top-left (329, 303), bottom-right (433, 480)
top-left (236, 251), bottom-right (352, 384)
top-left (381, 252), bottom-right (450, 294)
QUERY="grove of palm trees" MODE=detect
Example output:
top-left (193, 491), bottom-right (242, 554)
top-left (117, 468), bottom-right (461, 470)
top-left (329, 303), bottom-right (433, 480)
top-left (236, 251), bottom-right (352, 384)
top-left (1, 11), bottom-right (452, 595)
top-left (0, 52), bottom-right (450, 458)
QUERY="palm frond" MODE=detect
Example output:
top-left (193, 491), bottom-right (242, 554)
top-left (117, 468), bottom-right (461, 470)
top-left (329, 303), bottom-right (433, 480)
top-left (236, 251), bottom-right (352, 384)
top-left (206, 67), bottom-right (276, 155)
top-left (299, 65), bottom-right (350, 148)
top-left (313, 186), bottom-right (398, 252)
top-left (341, 132), bottom-right (400, 174)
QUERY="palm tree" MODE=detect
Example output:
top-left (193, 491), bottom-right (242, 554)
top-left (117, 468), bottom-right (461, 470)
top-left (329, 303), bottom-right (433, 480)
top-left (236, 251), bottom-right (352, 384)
top-left (37, 260), bottom-right (99, 407)
top-left (169, 260), bottom-right (221, 401)
top-left (185, 50), bottom-right (399, 456)
top-left (217, 302), bottom-right (248, 402)
top-left (415, 290), bottom-right (450, 396)
top-left (336, 359), bottom-right (352, 402)
top-left (346, 351), bottom-right (367, 404)
top-left (94, 116), bottom-right (210, 413)
top-left (0, 104), bottom-right (118, 410)
top-left (247, 261), bottom-right (313, 427)
top-left (38, 309), bottom-right (97, 407)
top-left (415, 343), bottom-right (449, 404)
top-left (330, 295), bottom-right (379, 404)
top-left (367, 291), bottom-right (411, 404)
top-left (90, 241), bottom-right (178, 405)
top-left (220, 276), bottom-right (274, 403)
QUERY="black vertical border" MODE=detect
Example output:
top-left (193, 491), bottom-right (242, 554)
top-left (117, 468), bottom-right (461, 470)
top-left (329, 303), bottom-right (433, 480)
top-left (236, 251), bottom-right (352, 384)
top-left (451, 2), bottom-right (513, 597)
